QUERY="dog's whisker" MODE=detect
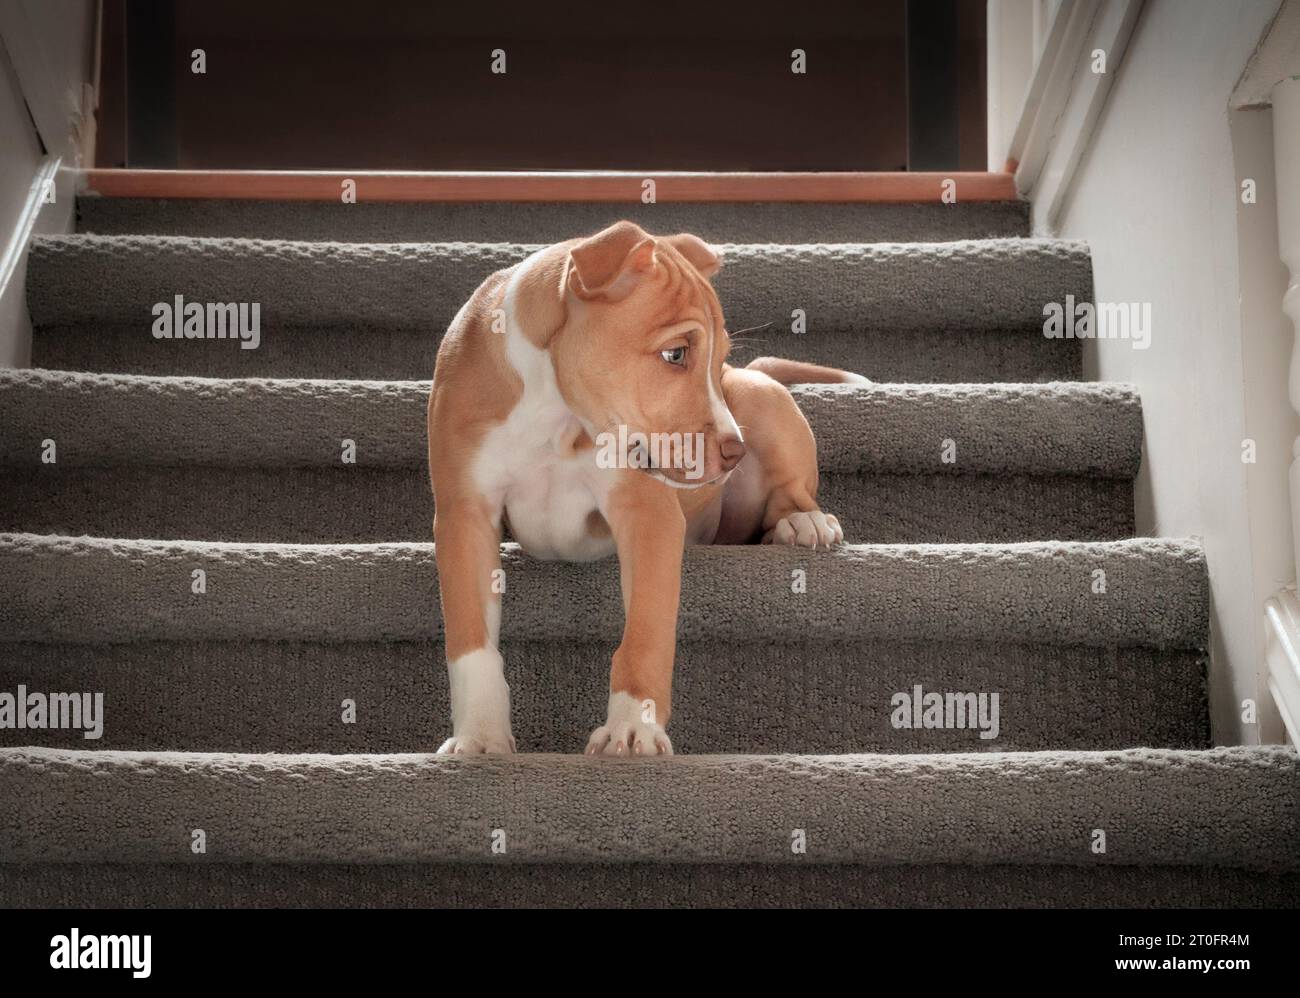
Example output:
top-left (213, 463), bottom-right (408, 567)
top-left (728, 322), bottom-right (774, 338)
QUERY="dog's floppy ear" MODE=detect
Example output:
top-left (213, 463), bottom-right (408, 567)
top-left (662, 233), bottom-right (721, 279)
top-left (568, 221), bottom-right (657, 301)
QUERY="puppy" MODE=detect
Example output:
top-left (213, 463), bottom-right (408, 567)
top-left (427, 221), bottom-right (864, 756)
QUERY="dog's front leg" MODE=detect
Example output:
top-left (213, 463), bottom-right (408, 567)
top-left (433, 496), bottom-right (515, 755)
top-left (586, 474), bottom-right (684, 757)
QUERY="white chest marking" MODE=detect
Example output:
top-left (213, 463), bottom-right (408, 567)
top-left (471, 251), bottom-right (617, 562)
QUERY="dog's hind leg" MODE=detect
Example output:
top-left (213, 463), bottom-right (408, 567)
top-left (717, 365), bottom-right (846, 549)
top-left (744, 356), bottom-right (871, 386)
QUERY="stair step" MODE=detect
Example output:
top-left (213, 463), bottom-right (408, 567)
top-left (0, 638), bottom-right (1208, 755)
top-left (7, 860), bottom-right (1297, 909)
top-left (0, 533), bottom-right (1208, 753)
top-left (12, 748), bottom-right (1294, 907)
top-left (3, 189), bottom-right (1262, 911)
top-left (32, 321), bottom-right (1081, 384)
top-left (76, 195), bottom-right (1032, 245)
top-left (0, 370), bottom-right (1136, 474)
top-left (3, 747), bottom-right (1293, 869)
top-left (0, 533), bottom-right (1203, 646)
top-left (0, 370), bottom-right (1140, 543)
top-left (27, 235), bottom-right (1089, 382)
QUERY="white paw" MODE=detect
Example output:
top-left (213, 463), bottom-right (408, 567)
top-left (764, 509), bottom-right (844, 549)
top-left (438, 733), bottom-right (516, 755)
top-left (586, 692), bottom-right (673, 757)
top-left (437, 647), bottom-right (516, 755)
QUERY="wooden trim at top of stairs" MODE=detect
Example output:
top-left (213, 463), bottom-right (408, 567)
top-left (81, 170), bottom-right (1020, 203)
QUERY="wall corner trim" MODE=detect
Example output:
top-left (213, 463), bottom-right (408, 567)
top-left (0, 156), bottom-right (62, 369)
top-left (1009, 0), bottom-right (1146, 233)
top-left (1231, 0), bottom-right (1300, 110)
top-left (0, 156), bottom-right (59, 309)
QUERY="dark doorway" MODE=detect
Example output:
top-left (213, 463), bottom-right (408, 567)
top-left (97, 0), bottom-right (987, 172)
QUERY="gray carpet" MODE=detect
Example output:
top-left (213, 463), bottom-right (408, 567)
top-left (0, 534), bottom-right (1206, 646)
top-left (4, 746), bottom-right (1296, 867)
top-left (26, 235), bottom-right (1091, 335)
top-left (6, 863), bottom-right (1299, 909)
top-left (0, 532), bottom-right (1213, 757)
top-left (76, 196), bottom-right (1032, 245)
top-left (0, 371), bottom-right (1140, 542)
top-left (0, 465), bottom-right (1136, 543)
top-left (0, 639), bottom-right (1208, 754)
top-left (0, 370), bottom-right (1139, 474)
top-left (1, 199), bottom-right (1291, 909)
top-left (28, 231), bottom-right (1085, 382)
top-left (35, 215), bottom-right (1074, 384)
top-left (31, 320), bottom-right (1081, 383)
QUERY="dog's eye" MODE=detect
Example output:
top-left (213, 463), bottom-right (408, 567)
top-left (660, 346), bottom-right (688, 366)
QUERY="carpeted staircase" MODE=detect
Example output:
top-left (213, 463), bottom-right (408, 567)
top-left (1, 196), bottom-right (1297, 908)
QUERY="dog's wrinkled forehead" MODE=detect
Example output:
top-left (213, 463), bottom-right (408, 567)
top-left (644, 245), bottom-right (725, 329)
top-left (566, 221), bottom-right (722, 311)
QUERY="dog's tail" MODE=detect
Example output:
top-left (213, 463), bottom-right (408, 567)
top-left (745, 356), bottom-right (871, 387)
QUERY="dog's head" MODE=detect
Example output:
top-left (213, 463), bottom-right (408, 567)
top-left (551, 220), bottom-right (744, 487)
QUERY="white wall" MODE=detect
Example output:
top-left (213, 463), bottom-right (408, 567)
top-left (0, 0), bottom-right (96, 368)
top-left (1052, 0), bottom-right (1290, 743)
top-left (0, 35), bottom-right (47, 367)
top-left (1232, 103), bottom-right (1296, 744)
top-left (987, 0), bottom-right (1036, 171)
top-left (21, 0), bottom-right (96, 135)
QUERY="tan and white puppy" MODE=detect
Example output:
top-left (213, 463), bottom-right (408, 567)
top-left (427, 221), bottom-right (865, 757)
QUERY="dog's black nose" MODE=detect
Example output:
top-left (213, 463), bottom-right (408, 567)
top-left (719, 436), bottom-right (747, 471)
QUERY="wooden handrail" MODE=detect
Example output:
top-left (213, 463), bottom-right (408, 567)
top-left (82, 169), bottom-right (1020, 203)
